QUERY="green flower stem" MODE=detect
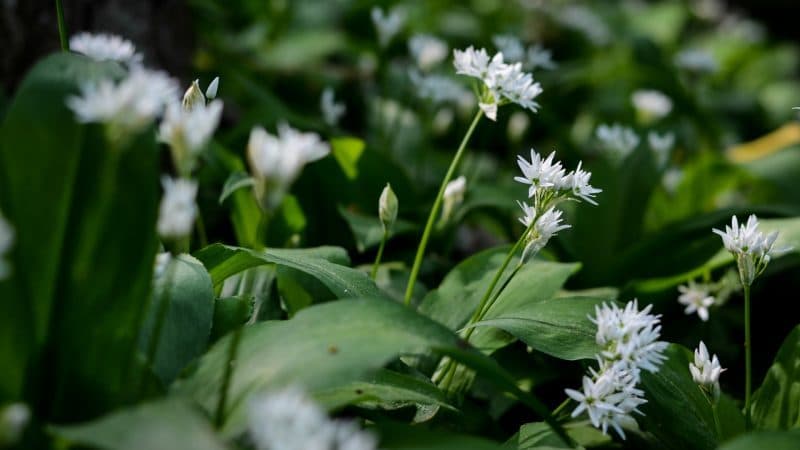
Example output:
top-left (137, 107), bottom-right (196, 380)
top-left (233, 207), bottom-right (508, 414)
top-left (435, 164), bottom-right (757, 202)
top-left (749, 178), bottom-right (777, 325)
top-left (552, 397), bottom-right (571, 419)
top-left (712, 401), bottom-right (723, 439)
top-left (743, 283), bottom-right (752, 429)
top-left (215, 308), bottom-right (246, 428)
top-left (55, 0), bottom-right (69, 51)
top-left (371, 230), bottom-right (389, 280)
top-left (195, 211), bottom-right (208, 249)
top-left (403, 109), bottom-right (483, 306)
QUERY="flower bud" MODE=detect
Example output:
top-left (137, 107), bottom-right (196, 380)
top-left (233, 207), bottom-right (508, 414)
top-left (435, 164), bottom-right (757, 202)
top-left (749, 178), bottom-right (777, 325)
top-left (182, 79), bottom-right (206, 111)
top-left (205, 77), bottom-right (220, 100)
top-left (379, 183), bottom-right (398, 232)
top-left (440, 176), bottom-right (466, 227)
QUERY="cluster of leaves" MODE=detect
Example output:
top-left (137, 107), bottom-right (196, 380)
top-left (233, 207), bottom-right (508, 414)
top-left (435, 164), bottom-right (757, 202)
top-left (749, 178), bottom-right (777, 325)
top-left (2, 0), bottom-right (800, 449)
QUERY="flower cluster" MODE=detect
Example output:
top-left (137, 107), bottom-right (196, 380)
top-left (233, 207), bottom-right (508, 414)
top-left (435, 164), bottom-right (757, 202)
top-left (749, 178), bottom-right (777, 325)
top-left (647, 131), bottom-right (675, 169)
top-left (492, 35), bottom-right (557, 71)
top-left (320, 88), bottom-right (346, 127)
top-left (678, 281), bottom-right (716, 322)
top-left (565, 300), bottom-right (668, 438)
top-left (157, 176), bottom-right (198, 241)
top-left (596, 123), bottom-right (639, 164)
top-left (690, 341), bottom-right (725, 401)
top-left (371, 7), bottom-right (404, 48)
top-left (0, 211), bottom-right (14, 280)
top-left (159, 94), bottom-right (223, 177)
top-left (513, 149), bottom-right (601, 262)
top-left (70, 32), bottom-right (143, 65)
top-left (247, 123), bottom-right (330, 211)
top-left (409, 71), bottom-right (472, 106)
top-left (453, 46), bottom-right (543, 120)
top-left (408, 34), bottom-right (448, 71)
top-left (713, 214), bottom-right (784, 286)
top-left (631, 89), bottom-right (673, 121)
top-left (247, 387), bottom-right (377, 450)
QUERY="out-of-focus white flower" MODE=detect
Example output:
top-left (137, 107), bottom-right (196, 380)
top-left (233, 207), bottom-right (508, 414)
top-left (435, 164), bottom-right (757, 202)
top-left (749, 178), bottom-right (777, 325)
top-left (440, 176), bottom-right (466, 226)
top-left (70, 32), bottom-right (143, 65)
top-left (557, 5), bottom-right (611, 46)
top-left (371, 7), bottom-right (404, 47)
top-left (320, 87), bottom-right (346, 127)
top-left (527, 44), bottom-right (557, 71)
top-left (67, 68), bottom-right (178, 142)
top-left (0, 403), bottom-right (30, 447)
top-left (453, 46), bottom-right (542, 120)
top-left (0, 212), bottom-right (14, 280)
top-left (647, 131), bottom-right (675, 169)
top-left (675, 49), bottom-right (718, 74)
top-left (248, 386), bottom-right (377, 450)
top-left (379, 183), bottom-right (398, 233)
top-left (690, 341), bottom-right (725, 400)
top-left (518, 204), bottom-right (571, 262)
top-left (662, 167), bottom-right (683, 194)
top-left (432, 107), bottom-right (454, 135)
top-left (206, 77), bottom-right (220, 100)
top-left (409, 71), bottom-right (471, 105)
top-left (713, 214), bottom-right (787, 286)
top-left (160, 99), bottom-right (223, 176)
top-left (507, 110), bottom-right (530, 142)
top-left (596, 124), bottom-right (640, 164)
top-left (678, 282), bottom-right (715, 321)
top-left (247, 123), bottom-right (330, 210)
top-left (408, 34), bottom-right (448, 71)
top-left (632, 90), bottom-right (672, 121)
top-left (492, 34), bottom-right (526, 63)
top-left (157, 176), bottom-right (198, 240)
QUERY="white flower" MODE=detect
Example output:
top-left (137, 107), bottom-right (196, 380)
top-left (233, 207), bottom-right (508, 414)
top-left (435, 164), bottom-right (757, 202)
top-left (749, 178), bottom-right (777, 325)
top-left (206, 77), bottom-right (220, 100)
top-left (408, 34), bottom-right (448, 71)
top-left (248, 387), bottom-right (377, 450)
top-left (160, 99), bottom-right (223, 176)
top-left (690, 341), bottom-right (725, 400)
top-left (647, 131), bottom-right (675, 169)
top-left (247, 123), bottom-right (330, 210)
top-left (492, 34), bottom-right (526, 63)
top-left (632, 90), bottom-right (672, 120)
top-left (713, 214), bottom-right (786, 285)
top-left (675, 49), bottom-right (718, 74)
top-left (67, 68), bottom-right (179, 142)
top-left (371, 7), bottom-right (404, 47)
top-left (527, 44), bottom-right (557, 71)
top-left (592, 300), bottom-right (668, 374)
top-left (379, 183), bottom-right (399, 232)
top-left (514, 150), bottom-right (568, 197)
top-left (596, 124), bottom-right (640, 163)
top-left (662, 167), bottom-right (683, 193)
top-left (678, 282), bottom-right (715, 321)
top-left (0, 212), bottom-right (14, 280)
top-left (157, 176), bottom-right (198, 240)
top-left (70, 32), bottom-right (142, 65)
top-left (440, 176), bottom-right (466, 225)
top-left (409, 71), bottom-right (471, 105)
top-left (518, 205), bottom-right (570, 262)
top-left (320, 88), bottom-right (346, 127)
top-left (507, 111), bottom-right (530, 142)
top-left (565, 161), bottom-right (602, 205)
top-left (557, 5), bottom-right (611, 46)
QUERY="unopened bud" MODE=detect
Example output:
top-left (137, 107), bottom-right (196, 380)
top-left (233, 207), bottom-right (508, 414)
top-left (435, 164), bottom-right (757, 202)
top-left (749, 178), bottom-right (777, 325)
top-left (379, 183), bottom-right (398, 232)
top-left (440, 176), bottom-right (466, 226)
top-left (182, 79), bottom-right (206, 111)
top-left (206, 77), bottom-right (220, 100)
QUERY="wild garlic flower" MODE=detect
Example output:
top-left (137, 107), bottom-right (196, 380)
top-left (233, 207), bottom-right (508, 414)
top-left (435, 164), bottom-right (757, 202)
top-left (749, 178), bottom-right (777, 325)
top-left (647, 131), bottom-right (675, 169)
top-left (159, 99), bottom-right (223, 176)
top-left (206, 77), bottom-right (220, 100)
top-left (514, 149), bottom-right (601, 205)
top-left (596, 124), bottom-right (640, 164)
top-left (690, 341), bottom-right (725, 401)
top-left (527, 44), bottom-right (557, 71)
top-left (566, 299), bottom-right (667, 439)
top-left (453, 46), bottom-right (542, 120)
top-left (675, 49), bottom-right (718, 74)
top-left (713, 214), bottom-right (784, 286)
top-left (379, 183), bottom-right (398, 233)
top-left (517, 204), bottom-right (570, 262)
top-left (408, 34), bottom-right (448, 71)
top-left (70, 32), bottom-right (143, 65)
top-left (247, 123), bottom-right (330, 210)
top-left (631, 90), bottom-right (672, 121)
top-left (247, 386), bottom-right (377, 450)
top-left (0, 212), bottom-right (15, 280)
top-left (440, 176), bottom-right (466, 226)
top-left (565, 161), bottom-right (602, 205)
top-left (67, 68), bottom-right (178, 143)
top-left (371, 7), bottom-right (404, 47)
top-left (320, 88), bottom-right (346, 127)
top-left (492, 34), bottom-right (526, 63)
top-left (409, 71), bottom-right (471, 105)
top-left (507, 111), bottom-right (530, 142)
top-left (678, 282), bottom-right (715, 321)
top-left (157, 176), bottom-right (198, 241)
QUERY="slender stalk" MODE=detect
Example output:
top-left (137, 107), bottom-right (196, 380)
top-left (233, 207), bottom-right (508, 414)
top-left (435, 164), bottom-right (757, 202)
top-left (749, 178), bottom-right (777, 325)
top-left (195, 211), bottom-right (208, 248)
top-left (403, 109), bottom-right (483, 306)
top-left (54, 0), bottom-right (69, 51)
top-left (371, 231), bottom-right (389, 280)
top-left (215, 321), bottom-right (244, 427)
top-left (552, 397), bottom-right (571, 419)
top-left (743, 284), bottom-right (752, 429)
top-left (712, 401), bottom-right (723, 439)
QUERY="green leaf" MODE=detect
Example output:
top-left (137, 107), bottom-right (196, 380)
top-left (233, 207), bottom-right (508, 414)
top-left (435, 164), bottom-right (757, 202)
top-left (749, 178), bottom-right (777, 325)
top-left (0, 53), bottom-right (159, 419)
top-left (338, 206), bottom-right (416, 252)
top-left (218, 171), bottom-right (254, 204)
top-left (174, 298), bottom-right (466, 436)
top-left (513, 421), bottom-right (611, 449)
top-left (752, 324), bottom-right (800, 430)
top-left (376, 421), bottom-right (506, 450)
top-left (194, 243), bottom-right (382, 298)
top-left (51, 399), bottom-right (228, 450)
top-left (718, 431), bottom-right (800, 450)
top-left (331, 137), bottom-right (365, 180)
top-left (210, 295), bottom-right (254, 343)
top-left (637, 344), bottom-right (718, 450)
top-left (138, 254), bottom-right (215, 385)
top-left (471, 296), bottom-right (605, 361)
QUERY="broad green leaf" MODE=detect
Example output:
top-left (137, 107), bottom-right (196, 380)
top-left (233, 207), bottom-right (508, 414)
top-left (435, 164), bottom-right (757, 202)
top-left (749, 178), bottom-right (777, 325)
top-left (338, 206), bottom-right (416, 252)
top-left (752, 325), bottom-right (800, 430)
top-left (194, 243), bottom-right (382, 298)
top-left (377, 421), bottom-right (506, 450)
top-left (174, 298), bottom-right (466, 436)
top-left (218, 171), bottom-right (254, 204)
top-left (0, 53), bottom-right (159, 419)
top-left (718, 430), bottom-right (800, 450)
top-left (210, 295), bottom-right (254, 342)
top-left (637, 344), bottom-right (717, 450)
top-left (471, 296), bottom-right (605, 361)
top-left (138, 254), bottom-right (215, 385)
top-left (331, 137), bottom-right (365, 180)
top-left (512, 421), bottom-right (610, 449)
top-left (51, 399), bottom-right (227, 450)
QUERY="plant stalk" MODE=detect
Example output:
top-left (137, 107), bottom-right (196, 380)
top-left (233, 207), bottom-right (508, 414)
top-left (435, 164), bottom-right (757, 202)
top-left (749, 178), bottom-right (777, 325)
top-left (403, 109), bottom-right (483, 306)
top-left (215, 322), bottom-right (244, 427)
top-left (55, 0), bottom-right (69, 51)
top-left (371, 230), bottom-right (389, 280)
top-left (743, 283), bottom-right (752, 429)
